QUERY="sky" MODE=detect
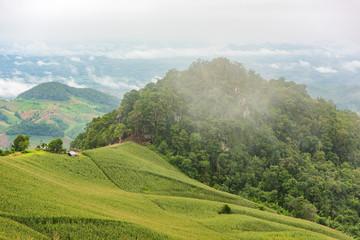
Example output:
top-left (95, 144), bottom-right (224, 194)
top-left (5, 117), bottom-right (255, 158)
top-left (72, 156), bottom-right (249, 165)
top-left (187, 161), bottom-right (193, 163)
top-left (0, 0), bottom-right (359, 47)
top-left (1, 0), bottom-right (360, 100)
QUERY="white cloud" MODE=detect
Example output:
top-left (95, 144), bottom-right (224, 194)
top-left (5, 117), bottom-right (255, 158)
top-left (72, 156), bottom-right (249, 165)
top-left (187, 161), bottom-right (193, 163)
top-left (85, 65), bottom-right (140, 90)
top-left (2, 41), bottom-right (357, 62)
top-left (342, 60), bottom-right (360, 72)
top-left (313, 66), bottom-right (338, 73)
top-left (269, 63), bottom-right (280, 69)
top-left (151, 76), bottom-right (162, 83)
top-left (298, 60), bottom-right (311, 67)
top-left (64, 77), bottom-right (87, 88)
top-left (118, 47), bottom-right (293, 59)
top-left (37, 60), bottom-right (59, 66)
top-left (0, 78), bottom-right (36, 99)
top-left (14, 61), bottom-right (33, 65)
top-left (93, 76), bottom-right (139, 90)
top-left (70, 56), bottom-right (81, 62)
top-left (12, 69), bottom-right (22, 75)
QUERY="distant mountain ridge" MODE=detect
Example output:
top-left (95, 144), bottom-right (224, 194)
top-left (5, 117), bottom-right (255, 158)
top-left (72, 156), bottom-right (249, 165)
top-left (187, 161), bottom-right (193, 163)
top-left (0, 82), bottom-right (121, 149)
top-left (17, 82), bottom-right (120, 110)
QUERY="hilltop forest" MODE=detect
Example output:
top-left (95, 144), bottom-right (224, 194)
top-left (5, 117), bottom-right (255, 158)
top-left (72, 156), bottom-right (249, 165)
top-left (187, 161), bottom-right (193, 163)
top-left (72, 58), bottom-right (360, 238)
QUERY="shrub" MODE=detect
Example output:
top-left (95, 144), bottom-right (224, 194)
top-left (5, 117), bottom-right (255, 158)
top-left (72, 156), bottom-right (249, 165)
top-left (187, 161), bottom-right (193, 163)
top-left (218, 204), bottom-right (232, 214)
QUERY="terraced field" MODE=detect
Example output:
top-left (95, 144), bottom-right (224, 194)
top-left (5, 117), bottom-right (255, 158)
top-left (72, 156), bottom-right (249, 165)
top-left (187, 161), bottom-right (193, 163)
top-left (0, 142), bottom-right (352, 239)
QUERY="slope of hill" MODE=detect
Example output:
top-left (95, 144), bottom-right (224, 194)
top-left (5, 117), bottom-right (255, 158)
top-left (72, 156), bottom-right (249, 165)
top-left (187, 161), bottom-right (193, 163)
top-left (0, 82), bottom-right (120, 149)
top-left (17, 82), bottom-right (119, 109)
top-left (0, 142), bottom-right (351, 239)
top-left (72, 58), bottom-right (360, 238)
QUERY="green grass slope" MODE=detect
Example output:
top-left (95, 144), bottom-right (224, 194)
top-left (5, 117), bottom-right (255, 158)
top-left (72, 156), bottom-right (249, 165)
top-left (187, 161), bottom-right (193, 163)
top-left (0, 142), bottom-right (352, 239)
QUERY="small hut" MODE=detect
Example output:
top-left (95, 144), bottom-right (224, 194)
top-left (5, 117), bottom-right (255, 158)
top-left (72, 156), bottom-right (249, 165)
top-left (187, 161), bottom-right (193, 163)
top-left (67, 150), bottom-right (76, 157)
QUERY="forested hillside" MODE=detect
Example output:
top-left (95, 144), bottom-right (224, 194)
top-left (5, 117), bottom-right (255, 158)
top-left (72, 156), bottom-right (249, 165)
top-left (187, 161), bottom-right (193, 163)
top-left (72, 58), bottom-right (360, 238)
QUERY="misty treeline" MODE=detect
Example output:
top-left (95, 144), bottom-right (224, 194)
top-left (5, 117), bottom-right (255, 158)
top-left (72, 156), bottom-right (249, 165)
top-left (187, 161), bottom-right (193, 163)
top-left (72, 58), bottom-right (360, 238)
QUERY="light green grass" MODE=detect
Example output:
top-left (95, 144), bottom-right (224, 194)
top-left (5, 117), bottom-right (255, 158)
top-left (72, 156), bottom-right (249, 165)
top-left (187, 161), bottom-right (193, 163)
top-left (64, 122), bottom-right (87, 139)
top-left (84, 143), bottom-right (257, 207)
top-left (0, 142), bottom-right (353, 239)
top-left (0, 216), bottom-right (47, 240)
top-left (16, 99), bottom-right (48, 111)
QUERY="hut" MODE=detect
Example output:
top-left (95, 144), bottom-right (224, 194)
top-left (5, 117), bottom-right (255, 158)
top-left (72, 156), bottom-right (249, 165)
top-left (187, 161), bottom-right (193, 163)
top-left (67, 150), bottom-right (76, 157)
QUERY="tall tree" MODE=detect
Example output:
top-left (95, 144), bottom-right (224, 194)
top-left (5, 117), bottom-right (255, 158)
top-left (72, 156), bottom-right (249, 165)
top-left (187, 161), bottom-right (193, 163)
top-left (12, 135), bottom-right (30, 152)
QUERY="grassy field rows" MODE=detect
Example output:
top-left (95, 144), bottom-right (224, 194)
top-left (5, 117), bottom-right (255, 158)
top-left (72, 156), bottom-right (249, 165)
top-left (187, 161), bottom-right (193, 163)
top-left (0, 142), bottom-right (353, 239)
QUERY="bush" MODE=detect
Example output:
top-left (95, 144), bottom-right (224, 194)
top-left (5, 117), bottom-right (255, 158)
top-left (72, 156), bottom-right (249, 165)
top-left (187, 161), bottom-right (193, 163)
top-left (288, 197), bottom-right (317, 222)
top-left (218, 204), bottom-right (232, 214)
top-left (257, 204), bottom-right (266, 211)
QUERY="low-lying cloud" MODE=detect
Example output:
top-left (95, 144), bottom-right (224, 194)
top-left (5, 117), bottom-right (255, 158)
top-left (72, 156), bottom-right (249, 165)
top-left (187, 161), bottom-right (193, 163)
top-left (2, 41), bottom-right (353, 60)
top-left (313, 66), bottom-right (338, 74)
top-left (14, 61), bottom-right (34, 66)
top-left (37, 60), bottom-right (59, 66)
top-left (0, 78), bottom-right (36, 99)
top-left (342, 60), bottom-right (360, 72)
top-left (70, 57), bottom-right (81, 62)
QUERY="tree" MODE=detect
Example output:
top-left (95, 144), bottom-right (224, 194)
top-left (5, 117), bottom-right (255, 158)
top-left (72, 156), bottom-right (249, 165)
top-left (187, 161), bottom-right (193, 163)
top-left (12, 134), bottom-right (30, 152)
top-left (288, 197), bottom-right (317, 221)
top-left (48, 137), bottom-right (64, 153)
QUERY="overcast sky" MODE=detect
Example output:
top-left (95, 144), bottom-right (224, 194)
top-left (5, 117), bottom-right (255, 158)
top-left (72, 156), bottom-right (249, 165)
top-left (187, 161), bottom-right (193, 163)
top-left (0, 0), bottom-right (359, 47)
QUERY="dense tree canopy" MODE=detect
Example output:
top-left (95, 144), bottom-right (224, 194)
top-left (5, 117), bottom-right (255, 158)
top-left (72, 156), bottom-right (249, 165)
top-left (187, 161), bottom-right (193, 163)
top-left (12, 134), bottom-right (30, 152)
top-left (48, 137), bottom-right (64, 153)
top-left (6, 122), bottom-right (65, 138)
top-left (71, 58), bottom-right (360, 238)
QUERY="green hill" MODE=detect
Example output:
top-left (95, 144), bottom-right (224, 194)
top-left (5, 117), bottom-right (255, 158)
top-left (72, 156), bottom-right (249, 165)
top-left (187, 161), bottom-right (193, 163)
top-left (16, 82), bottom-right (119, 109)
top-left (72, 58), bottom-right (360, 238)
top-left (0, 142), bottom-right (351, 239)
top-left (0, 82), bottom-right (120, 149)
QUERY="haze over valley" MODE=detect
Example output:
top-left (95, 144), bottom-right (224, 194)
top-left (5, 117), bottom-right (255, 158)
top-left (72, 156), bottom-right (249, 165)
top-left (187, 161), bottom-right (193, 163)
top-left (1, 42), bottom-right (360, 112)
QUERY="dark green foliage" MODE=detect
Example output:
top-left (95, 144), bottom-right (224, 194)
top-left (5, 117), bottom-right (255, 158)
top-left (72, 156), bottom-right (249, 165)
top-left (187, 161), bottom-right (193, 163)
top-left (1, 149), bottom-right (13, 156)
top-left (48, 137), bottom-right (64, 153)
top-left (0, 105), bottom-right (9, 111)
top-left (14, 111), bottom-right (21, 119)
top-left (2, 216), bottom-right (173, 240)
top-left (72, 58), bottom-right (360, 238)
top-left (71, 110), bottom-right (131, 150)
top-left (50, 117), bottom-right (69, 131)
top-left (0, 111), bottom-right (8, 123)
top-left (12, 134), bottom-right (30, 152)
top-left (16, 82), bottom-right (120, 112)
top-left (6, 122), bottom-right (64, 137)
top-left (218, 204), bottom-right (232, 214)
top-left (287, 197), bottom-right (317, 222)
